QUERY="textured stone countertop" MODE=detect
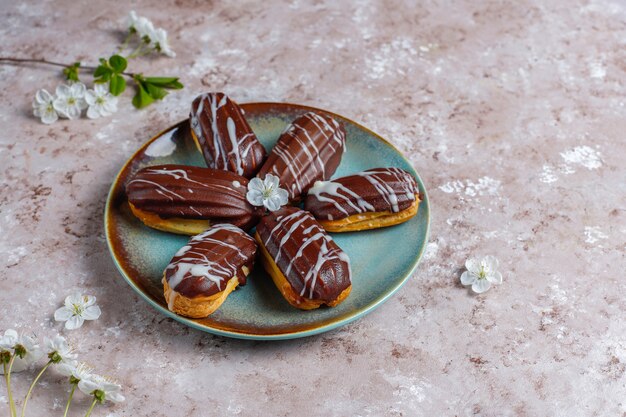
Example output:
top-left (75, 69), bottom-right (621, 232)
top-left (1, 1), bottom-right (625, 416)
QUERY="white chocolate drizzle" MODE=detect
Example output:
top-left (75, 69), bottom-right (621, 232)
top-left (266, 210), bottom-right (351, 299)
top-left (191, 93), bottom-right (256, 176)
top-left (165, 224), bottom-right (254, 294)
top-left (308, 168), bottom-right (416, 215)
top-left (268, 112), bottom-right (346, 198)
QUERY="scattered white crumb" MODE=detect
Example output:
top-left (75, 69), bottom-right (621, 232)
top-left (439, 176), bottom-right (501, 196)
top-left (539, 165), bottom-right (559, 183)
top-left (584, 226), bottom-right (608, 244)
top-left (589, 62), bottom-right (607, 79)
top-left (560, 146), bottom-right (603, 170)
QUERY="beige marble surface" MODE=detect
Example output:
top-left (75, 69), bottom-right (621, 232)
top-left (1, 0), bottom-right (625, 415)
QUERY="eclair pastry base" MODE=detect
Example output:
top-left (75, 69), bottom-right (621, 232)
top-left (163, 274), bottom-right (240, 318)
top-left (129, 202), bottom-right (211, 235)
top-left (254, 232), bottom-right (352, 310)
top-left (317, 196), bottom-right (420, 233)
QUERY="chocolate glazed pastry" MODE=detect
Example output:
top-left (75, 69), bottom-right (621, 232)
top-left (256, 112), bottom-right (346, 202)
top-left (304, 167), bottom-right (421, 232)
top-left (190, 92), bottom-right (267, 178)
top-left (254, 207), bottom-right (352, 310)
top-left (126, 164), bottom-right (263, 235)
top-left (163, 224), bottom-right (258, 318)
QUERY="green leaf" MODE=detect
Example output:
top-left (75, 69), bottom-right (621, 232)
top-left (144, 77), bottom-right (184, 89)
top-left (93, 65), bottom-right (111, 81)
top-left (99, 57), bottom-right (108, 66)
top-left (132, 82), bottom-right (154, 108)
top-left (109, 74), bottom-right (127, 96)
top-left (109, 54), bottom-right (127, 73)
top-left (144, 82), bottom-right (168, 100)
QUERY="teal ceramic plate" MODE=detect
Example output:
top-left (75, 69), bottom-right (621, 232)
top-left (105, 102), bottom-right (430, 340)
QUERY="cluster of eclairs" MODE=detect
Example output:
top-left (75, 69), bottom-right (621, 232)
top-left (125, 92), bottom-right (421, 318)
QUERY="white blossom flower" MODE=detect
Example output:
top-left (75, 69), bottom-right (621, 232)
top-left (53, 83), bottom-right (87, 119)
top-left (0, 329), bottom-right (18, 352)
top-left (85, 84), bottom-right (118, 119)
top-left (14, 333), bottom-right (43, 365)
top-left (45, 334), bottom-right (77, 365)
top-left (152, 28), bottom-right (176, 57)
top-left (32, 89), bottom-right (58, 124)
top-left (79, 374), bottom-right (125, 403)
top-left (246, 174), bottom-right (289, 212)
top-left (461, 255), bottom-right (503, 293)
top-left (127, 10), bottom-right (175, 57)
top-left (58, 361), bottom-right (92, 381)
top-left (128, 11), bottom-right (155, 42)
top-left (54, 293), bottom-right (101, 330)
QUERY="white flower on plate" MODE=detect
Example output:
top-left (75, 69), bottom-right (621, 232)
top-left (152, 27), bottom-right (176, 57)
top-left (246, 174), bottom-right (289, 212)
top-left (85, 84), bottom-right (118, 119)
top-left (79, 374), bottom-right (125, 403)
top-left (461, 255), bottom-right (503, 293)
top-left (53, 83), bottom-right (87, 120)
top-left (32, 89), bottom-right (58, 124)
top-left (45, 334), bottom-right (77, 365)
top-left (54, 293), bottom-right (102, 330)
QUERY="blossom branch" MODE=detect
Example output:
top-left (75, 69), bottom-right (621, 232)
top-left (0, 57), bottom-right (135, 77)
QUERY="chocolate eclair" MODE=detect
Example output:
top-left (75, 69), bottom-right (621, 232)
top-left (254, 207), bottom-right (352, 310)
top-left (256, 112), bottom-right (346, 202)
top-left (126, 164), bottom-right (263, 235)
top-left (190, 92), bottom-right (267, 178)
top-left (163, 224), bottom-right (257, 318)
top-left (304, 167), bottom-right (420, 232)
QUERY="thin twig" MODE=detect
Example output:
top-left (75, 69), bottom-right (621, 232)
top-left (0, 57), bottom-right (135, 77)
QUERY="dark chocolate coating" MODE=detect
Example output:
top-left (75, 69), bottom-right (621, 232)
top-left (256, 207), bottom-right (351, 302)
top-left (190, 92), bottom-right (267, 178)
top-left (257, 112), bottom-right (346, 201)
top-left (304, 167), bottom-right (419, 221)
top-left (165, 224), bottom-right (257, 298)
top-left (126, 164), bottom-right (262, 231)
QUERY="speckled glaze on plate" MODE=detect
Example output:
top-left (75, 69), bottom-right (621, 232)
top-left (105, 103), bottom-right (430, 340)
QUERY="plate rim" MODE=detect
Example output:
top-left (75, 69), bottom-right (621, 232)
top-left (104, 101), bottom-right (431, 340)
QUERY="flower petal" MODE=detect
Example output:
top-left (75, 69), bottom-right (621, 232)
top-left (83, 295), bottom-right (97, 307)
top-left (264, 195), bottom-right (282, 212)
top-left (70, 82), bottom-right (86, 98)
top-left (65, 293), bottom-right (84, 308)
top-left (56, 360), bottom-right (78, 377)
top-left (472, 279), bottom-right (491, 294)
top-left (86, 105), bottom-right (101, 119)
top-left (246, 189), bottom-right (264, 206)
top-left (35, 89), bottom-right (53, 104)
top-left (41, 109), bottom-right (58, 124)
top-left (275, 188), bottom-right (289, 205)
top-left (483, 255), bottom-right (499, 273)
top-left (108, 392), bottom-right (125, 403)
top-left (487, 271), bottom-right (503, 284)
top-left (56, 84), bottom-right (71, 98)
top-left (65, 315), bottom-right (84, 330)
top-left (248, 177), bottom-right (264, 192)
top-left (54, 307), bottom-right (73, 321)
top-left (85, 90), bottom-right (97, 105)
top-left (82, 305), bottom-right (101, 321)
top-left (465, 258), bottom-right (480, 274)
top-left (460, 271), bottom-right (475, 286)
top-left (264, 174), bottom-right (280, 190)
